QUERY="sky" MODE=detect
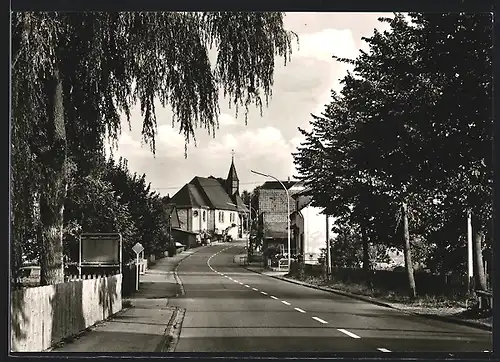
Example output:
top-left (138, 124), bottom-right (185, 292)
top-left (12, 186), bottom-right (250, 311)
top-left (108, 12), bottom-right (392, 197)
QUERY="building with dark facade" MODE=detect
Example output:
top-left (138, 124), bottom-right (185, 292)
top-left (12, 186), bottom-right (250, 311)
top-left (257, 180), bottom-right (304, 261)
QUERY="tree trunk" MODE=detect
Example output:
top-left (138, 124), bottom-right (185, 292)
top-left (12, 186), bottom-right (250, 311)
top-left (402, 201), bottom-right (416, 299)
top-left (361, 222), bottom-right (372, 288)
top-left (472, 217), bottom-right (490, 310)
top-left (361, 223), bottom-right (370, 271)
top-left (39, 68), bottom-right (68, 286)
top-left (472, 219), bottom-right (487, 291)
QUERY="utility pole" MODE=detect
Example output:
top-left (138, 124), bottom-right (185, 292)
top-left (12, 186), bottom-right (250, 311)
top-left (467, 210), bottom-right (473, 293)
top-left (249, 195), bottom-right (252, 234)
top-left (169, 213), bottom-right (173, 254)
top-left (326, 214), bottom-right (331, 279)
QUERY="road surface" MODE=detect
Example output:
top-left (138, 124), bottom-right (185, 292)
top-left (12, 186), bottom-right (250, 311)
top-left (168, 241), bottom-right (492, 353)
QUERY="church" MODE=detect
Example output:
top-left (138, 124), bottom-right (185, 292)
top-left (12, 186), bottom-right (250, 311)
top-left (168, 152), bottom-right (248, 240)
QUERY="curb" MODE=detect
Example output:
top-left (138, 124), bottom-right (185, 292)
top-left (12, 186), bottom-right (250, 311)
top-left (173, 249), bottom-right (203, 296)
top-left (144, 246), bottom-right (207, 297)
top-left (157, 307), bottom-right (186, 352)
top-left (410, 313), bottom-right (492, 332)
top-left (243, 266), bottom-right (492, 332)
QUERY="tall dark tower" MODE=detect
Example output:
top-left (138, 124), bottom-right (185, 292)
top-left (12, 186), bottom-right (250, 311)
top-left (226, 149), bottom-right (239, 196)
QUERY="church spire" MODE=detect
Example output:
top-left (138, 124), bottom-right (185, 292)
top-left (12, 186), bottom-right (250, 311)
top-left (226, 149), bottom-right (239, 195)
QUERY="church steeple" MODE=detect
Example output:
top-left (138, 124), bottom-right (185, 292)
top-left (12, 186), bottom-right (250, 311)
top-left (226, 149), bottom-right (239, 196)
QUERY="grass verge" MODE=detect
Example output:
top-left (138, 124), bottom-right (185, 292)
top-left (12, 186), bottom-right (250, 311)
top-left (287, 274), bottom-right (492, 328)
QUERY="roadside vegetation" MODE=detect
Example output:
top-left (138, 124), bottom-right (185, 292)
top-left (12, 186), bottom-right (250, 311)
top-left (286, 272), bottom-right (492, 327)
top-left (292, 13), bottom-right (492, 313)
top-left (11, 12), bottom-right (296, 288)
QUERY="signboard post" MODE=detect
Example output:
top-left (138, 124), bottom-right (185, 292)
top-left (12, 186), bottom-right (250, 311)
top-left (132, 242), bottom-right (145, 291)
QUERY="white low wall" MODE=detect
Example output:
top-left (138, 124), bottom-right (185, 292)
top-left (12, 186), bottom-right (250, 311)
top-left (11, 274), bottom-right (122, 352)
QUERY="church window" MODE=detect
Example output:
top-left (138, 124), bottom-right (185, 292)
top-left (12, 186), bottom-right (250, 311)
top-left (203, 210), bottom-right (206, 221)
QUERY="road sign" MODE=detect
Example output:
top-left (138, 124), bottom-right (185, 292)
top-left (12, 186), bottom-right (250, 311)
top-left (132, 242), bottom-right (145, 292)
top-left (132, 242), bottom-right (144, 255)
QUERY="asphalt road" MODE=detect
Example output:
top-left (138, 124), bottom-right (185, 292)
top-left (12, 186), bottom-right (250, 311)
top-left (168, 241), bottom-right (492, 353)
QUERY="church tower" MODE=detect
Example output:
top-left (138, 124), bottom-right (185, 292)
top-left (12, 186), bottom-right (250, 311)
top-left (226, 150), bottom-right (239, 196)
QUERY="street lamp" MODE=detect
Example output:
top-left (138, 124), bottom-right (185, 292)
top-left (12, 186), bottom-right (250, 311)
top-left (251, 169), bottom-right (291, 270)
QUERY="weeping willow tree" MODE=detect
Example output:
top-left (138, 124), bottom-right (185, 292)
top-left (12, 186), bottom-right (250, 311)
top-left (11, 12), bottom-right (297, 285)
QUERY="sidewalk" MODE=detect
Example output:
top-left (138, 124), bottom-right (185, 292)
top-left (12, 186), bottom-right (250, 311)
top-left (244, 260), bottom-right (288, 278)
top-left (243, 264), bottom-right (492, 332)
top-left (50, 248), bottom-right (202, 353)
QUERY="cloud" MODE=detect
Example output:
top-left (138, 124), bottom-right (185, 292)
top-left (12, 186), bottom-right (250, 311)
top-left (203, 126), bottom-right (291, 162)
top-left (218, 113), bottom-right (238, 126)
top-left (104, 130), bottom-right (152, 162)
top-left (115, 126), bottom-right (300, 194)
top-left (157, 124), bottom-right (186, 151)
top-left (108, 13), bottom-right (393, 196)
top-left (118, 132), bottom-right (141, 148)
top-left (295, 28), bottom-right (359, 62)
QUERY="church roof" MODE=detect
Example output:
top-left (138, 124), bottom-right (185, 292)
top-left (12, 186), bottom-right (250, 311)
top-left (192, 177), bottom-right (239, 211)
top-left (170, 183), bottom-right (210, 208)
top-left (170, 154), bottom-right (245, 212)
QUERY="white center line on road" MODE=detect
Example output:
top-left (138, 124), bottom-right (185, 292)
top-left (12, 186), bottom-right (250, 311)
top-left (377, 348), bottom-right (391, 352)
top-left (261, 291), bottom-right (268, 295)
top-left (252, 288), bottom-right (258, 291)
top-left (239, 282), bottom-right (243, 285)
top-left (281, 301), bottom-right (291, 306)
top-left (338, 329), bottom-right (361, 339)
top-left (294, 307), bottom-right (306, 313)
top-left (270, 296), bottom-right (278, 300)
top-left (244, 284), bottom-right (250, 288)
top-left (312, 316), bottom-right (328, 324)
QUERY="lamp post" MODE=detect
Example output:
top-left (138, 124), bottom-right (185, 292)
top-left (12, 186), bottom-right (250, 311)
top-left (251, 170), bottom-right (291, 270)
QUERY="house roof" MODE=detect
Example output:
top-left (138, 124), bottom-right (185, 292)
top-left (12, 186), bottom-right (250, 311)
top-left (260, 180), bottom-right (300, 190)
top-left (292, 186), bottom-right (313, 197)
top-left (170, 183), bottom-right (210, 208)
top-left (192, 177), bottom-right (239, 211)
